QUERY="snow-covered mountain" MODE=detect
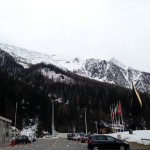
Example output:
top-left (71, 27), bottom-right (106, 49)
top-left (0, 43), bottom-right (150, 94)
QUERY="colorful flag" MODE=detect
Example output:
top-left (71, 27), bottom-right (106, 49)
top-left (118, 101), bottom-right (122, 116)
top-left (110, 105), bottom-right (114, 125)
top-left (114, 103), bottom-right (118, 115)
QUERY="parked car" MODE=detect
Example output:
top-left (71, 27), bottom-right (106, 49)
top-left (21, 132), bottom-right (36, 142)
top-left (14, 135), bottom-right (31, 144)
top-left (28, 136), bottom-right (36, 142)
top-left (81, 134), bottom-right (90, 143)
top-left (43, 133), bottom-right (52, 138)
top-left (87, 134), bottom-right (130, 150)
top-left (72, 133), bottom-right (85, 141)
top-left (67, 133), bottom-right (74, 140)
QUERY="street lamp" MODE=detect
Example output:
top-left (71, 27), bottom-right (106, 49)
top-left (83, 108), bottom-right (87, 134)
top-left (48, 94), bottom-right (59, 137)
top-left (95, 121), bottom-right (98, 134)
top-left (48, 93), bottom-right (66, 137)
top-left (51, 100), bottom-right (55, 137)
top-left (14, 102), bottom-right (18, 138)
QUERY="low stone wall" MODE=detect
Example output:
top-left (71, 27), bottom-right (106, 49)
top-left (57, 133), bottom-right (67, 138)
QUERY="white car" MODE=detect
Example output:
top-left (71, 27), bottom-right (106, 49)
top-left (72, 133), bottom-right (85, 141)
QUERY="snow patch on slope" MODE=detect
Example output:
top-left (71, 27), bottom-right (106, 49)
top-left (0, 43), bottom-right (84, 71)
top-left (1, 43), bottom-right (150, 94)
top-left (40, 69), bottom-right (74, 84)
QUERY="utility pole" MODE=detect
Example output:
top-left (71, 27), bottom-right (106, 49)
top-left (84, 108), bottom-right (87, 134)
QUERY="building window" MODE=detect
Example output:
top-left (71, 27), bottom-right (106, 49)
top-left (6, 132), bottom-right (9, 137)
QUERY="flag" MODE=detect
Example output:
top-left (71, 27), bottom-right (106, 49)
top-left (131, 82), bottom-right (142, 117)
top-left (118, 101), bottom-right (122, 116)
top-left (110, 105), bottom-right (112, 118)
top-left (111, 105), bottom-right (115, 119)
top-left (118, 101), bottom-right (124, 125)
top-left (110, 105), bottom-right (114, 124)
top-left (113, 103), bottom-right (119, 125)
top-left (114, 103), bottom-right (118, 116)
top-left (110, 105), bottom-right (114, 119)
top-left (112, 110), bottom-right (114, 120)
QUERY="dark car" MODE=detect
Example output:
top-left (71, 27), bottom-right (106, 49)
top-left (14, 135), bottom-right (31, 144)
top-left (67, 133), bottom-right (74, 140)
top-left (81, 134), bottom-right (90, 143)
top-left (87, 134), bottom-right (130, 150)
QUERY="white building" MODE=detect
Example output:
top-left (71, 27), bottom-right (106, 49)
top-left (0, 116), bottom-right (12, 144)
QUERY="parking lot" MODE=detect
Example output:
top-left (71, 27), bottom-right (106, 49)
top-left (0, 138), bottom-right (87, 150)
top-left (0, 138), bottom-right (150, 150)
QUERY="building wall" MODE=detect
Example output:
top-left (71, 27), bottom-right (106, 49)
top-left (0, 116), bottom-right (12, 144)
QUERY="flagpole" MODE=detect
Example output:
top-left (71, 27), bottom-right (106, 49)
top-left (120, 101), bottom-right (124, 132)
top-left (112, 104), bottom-right (114, 132)
top-left (110, 105), bottom-right (112, 131)
top-left (119, 101), bottom-right (122, 132)
top-left (118, 102), bottom-right (120, 132)
top-left (114, 103), bottom-right (117, 132)
top-left (110, 105), bottom-right (114, 133)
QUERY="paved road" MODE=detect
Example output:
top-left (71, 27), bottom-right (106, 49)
top-left (0, 138), bottom-right (149, 150)
top-left (0, 138), bottom-right (88, 150)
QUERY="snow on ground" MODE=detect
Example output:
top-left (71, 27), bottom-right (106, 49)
top-left (19, 126), bottom-right (150, 145)
top-left (108, 130), bottom-right (150, 145)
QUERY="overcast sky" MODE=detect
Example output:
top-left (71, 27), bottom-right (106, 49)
top-left (0, 0), bottom-right (150, 72)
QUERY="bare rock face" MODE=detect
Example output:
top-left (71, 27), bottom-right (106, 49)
top-left (1, 43), bottom-right (150, 94)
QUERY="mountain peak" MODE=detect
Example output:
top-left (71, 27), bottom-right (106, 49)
top-left (1, 43), bottom-right (150, 94)
top-left (109, 57), bottom-right (126, 69)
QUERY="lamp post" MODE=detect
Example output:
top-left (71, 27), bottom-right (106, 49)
top-left (48, 94), bottom-right (56, 137)
top-left (83, 108), bottom-right (87, 134)
top-left (95, 121), bottom-right (98, 134)
top-left (48, 93), bottom-right (64, 137)
top-left (51, 100), bottom-right (55, 137)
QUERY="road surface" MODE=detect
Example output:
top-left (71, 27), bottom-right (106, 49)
top-left (0, 138), bottom-right (149, 150)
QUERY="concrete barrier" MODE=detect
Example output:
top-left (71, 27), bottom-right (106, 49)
top-left (57, 133), bottom-right (67, 138)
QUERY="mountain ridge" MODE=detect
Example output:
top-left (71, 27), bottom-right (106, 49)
top-left (0, 43), bottom-right (150, 94)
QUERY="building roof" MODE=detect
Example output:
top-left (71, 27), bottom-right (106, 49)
top-left (0, 116), bottom-right (12, 123)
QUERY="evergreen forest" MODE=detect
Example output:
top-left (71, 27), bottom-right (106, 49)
top-left (0, 50), bottom-right (150, 135)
